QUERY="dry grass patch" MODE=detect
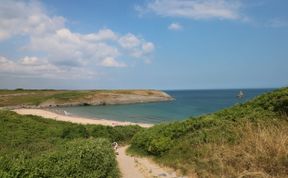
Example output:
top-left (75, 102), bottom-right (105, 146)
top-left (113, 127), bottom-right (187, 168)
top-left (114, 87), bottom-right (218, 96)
top-left (214, 119), bottom-right (288, 177)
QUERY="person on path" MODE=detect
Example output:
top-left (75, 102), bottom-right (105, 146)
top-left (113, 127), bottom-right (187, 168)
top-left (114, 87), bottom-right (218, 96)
top-left (112, 142), bottom-right (119, 155)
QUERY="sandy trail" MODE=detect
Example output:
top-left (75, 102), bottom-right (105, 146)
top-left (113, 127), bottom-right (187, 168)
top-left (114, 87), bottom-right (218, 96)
top-left (117, 146), bottom-right (186, 178)
top-left (117, 146), bottom-right (145, 178)
top-left (13, 109), bottom-right (152, 128)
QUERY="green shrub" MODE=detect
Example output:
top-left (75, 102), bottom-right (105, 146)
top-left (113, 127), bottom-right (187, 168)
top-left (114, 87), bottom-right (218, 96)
top-left (1, 139), bottom-right (119, 178)
top-left (274, 95), bottom-right (288, 115)
top-left (0, 109), bottom-right (144, 177)
top-left (89, 125), bottom-right (143, 143)
top-left (0, 110), bottom-right (144, 177)
top-left (246, 87), bottom-right (288, 114)
top-left (61, 125), bottom-right (89, 139)
top-left (32, 138), bottom-right (118, 178)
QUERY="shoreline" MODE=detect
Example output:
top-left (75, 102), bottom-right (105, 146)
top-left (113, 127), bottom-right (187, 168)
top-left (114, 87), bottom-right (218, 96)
top-left (13, 108), bottom-right (153, 128)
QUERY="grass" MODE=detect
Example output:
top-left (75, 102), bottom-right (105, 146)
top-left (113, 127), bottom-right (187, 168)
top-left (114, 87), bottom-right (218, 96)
top-left (0, 110), bottom-right (143, 177)
top-left (0, 90), bottom-right (98, 107)
top-left (0, 89), bottom-right (166, 107)
top-left (129, 87), bottom-right (288, 177)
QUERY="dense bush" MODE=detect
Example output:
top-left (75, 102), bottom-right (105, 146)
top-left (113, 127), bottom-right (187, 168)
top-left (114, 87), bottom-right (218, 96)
top-left (131, 117), bottom-right (240, 156)
top-left (0, 139), bottom-right (118, 178)
top-left (0, 110), bottom-right (143, 177)
top-left (89, 125), bottom-right (143, 143)
top-left (61, 125), bottom-right (89, 139)
top-left (247, 87), bottom-right (288, 114)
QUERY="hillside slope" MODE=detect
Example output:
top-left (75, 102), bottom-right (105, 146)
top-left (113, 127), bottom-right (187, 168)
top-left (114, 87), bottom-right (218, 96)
top-left (0, 89), bottom-right (173, 108)
top-left (130, 87), bottom-right (288, 177)
top-left (0, 110), bottom-right (143, 177)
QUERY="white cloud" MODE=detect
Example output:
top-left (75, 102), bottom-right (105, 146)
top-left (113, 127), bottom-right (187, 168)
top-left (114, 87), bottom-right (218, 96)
top-left (118, 33), bottom-right (155, 58)
top-left (119, 33), bottom-right (141, 49)
top-left (19, 56), bottom-right (41, 66)
top-left (168, 23), bottom-right (183, 30)
top-left (0, 0), bottom-right (154, 79)
top-left (0, 0), bottom-right (65, 40)
top-left (136, 0), bottom-right (243, 20)
top-left (26, 28), bottom-right (121, 67)
top-left (0, 56), bottom-right (96, 79)
top-left (101, 57), bottom-right (127, 68)
top-left (83, 29), bottom-right (118, 41)
top-left (142, 42), bottom-right (155, 53)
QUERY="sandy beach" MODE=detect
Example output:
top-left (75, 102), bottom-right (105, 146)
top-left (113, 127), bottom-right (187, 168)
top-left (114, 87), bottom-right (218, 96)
top-left (13, 109), bottom-right (153, 128)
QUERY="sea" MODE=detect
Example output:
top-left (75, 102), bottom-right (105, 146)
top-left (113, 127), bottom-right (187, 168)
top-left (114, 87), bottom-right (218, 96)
top-left (59, 89), bottom-right (273, 124)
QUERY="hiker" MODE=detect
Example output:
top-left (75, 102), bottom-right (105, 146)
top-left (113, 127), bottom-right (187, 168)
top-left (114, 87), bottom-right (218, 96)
top-left (112, 142), bottom-right (119, 155)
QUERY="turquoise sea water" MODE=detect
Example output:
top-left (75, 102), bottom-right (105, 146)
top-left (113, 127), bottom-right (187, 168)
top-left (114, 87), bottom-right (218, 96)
top-left (59, 89), bottom-right (272, 124)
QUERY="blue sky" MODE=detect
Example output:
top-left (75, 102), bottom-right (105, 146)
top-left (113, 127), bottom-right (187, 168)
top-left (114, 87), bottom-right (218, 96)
top-left (0, 0), bottom-right (287, 89)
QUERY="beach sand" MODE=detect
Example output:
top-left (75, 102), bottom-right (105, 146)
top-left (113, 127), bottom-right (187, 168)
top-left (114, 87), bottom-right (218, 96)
top-left (13, 109), bottom-right (153, 128)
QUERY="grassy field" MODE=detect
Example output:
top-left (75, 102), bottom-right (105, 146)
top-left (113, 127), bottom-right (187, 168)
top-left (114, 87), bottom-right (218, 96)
top-left (0, 89), bottom-right (97, 107)
top-left (0, 110), bottom-right (143, 177)
top-left (129, 87), bottom-right (288, 177)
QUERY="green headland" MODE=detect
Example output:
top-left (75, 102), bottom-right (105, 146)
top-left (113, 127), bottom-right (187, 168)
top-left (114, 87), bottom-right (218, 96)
top-left (0, 89), bottom-right (173, 108)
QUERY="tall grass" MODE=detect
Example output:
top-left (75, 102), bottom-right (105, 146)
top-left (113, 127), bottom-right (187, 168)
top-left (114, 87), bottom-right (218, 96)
top-left (230, 120), bottom-right (288, 177)
top-left (181, 120), bottom-right (288, 177)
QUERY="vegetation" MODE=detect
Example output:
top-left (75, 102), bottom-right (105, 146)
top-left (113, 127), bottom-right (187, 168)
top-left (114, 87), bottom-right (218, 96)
top-left (0, 89), bottom-right (169, 107)
top-left (1, 88), bottom-right (287, 177)
top-left (0, 90), bottom-right (92, 107)
top-left (0, 110), bottom-right (143, 177)
top-left (129, 87), bottom-right (288, 177)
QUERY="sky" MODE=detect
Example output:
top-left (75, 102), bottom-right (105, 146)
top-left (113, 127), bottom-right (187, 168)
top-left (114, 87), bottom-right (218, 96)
top-left (0, 0), bottom-right (287, 90)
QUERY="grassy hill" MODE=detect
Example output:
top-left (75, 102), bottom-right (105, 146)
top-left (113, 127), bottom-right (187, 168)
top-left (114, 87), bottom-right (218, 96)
top-left (129, 87), bottom-right (288, 177)
top-left (0, 110), bottom-right (143, 177)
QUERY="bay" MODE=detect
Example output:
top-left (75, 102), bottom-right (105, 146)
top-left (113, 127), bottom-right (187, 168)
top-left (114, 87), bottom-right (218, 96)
top-left (59, 89), bottom-right (272, 124)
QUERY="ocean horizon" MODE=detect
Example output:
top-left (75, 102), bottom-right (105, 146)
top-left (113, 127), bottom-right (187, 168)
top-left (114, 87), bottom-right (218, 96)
top-left (56, 88), bottom-right (273, 124)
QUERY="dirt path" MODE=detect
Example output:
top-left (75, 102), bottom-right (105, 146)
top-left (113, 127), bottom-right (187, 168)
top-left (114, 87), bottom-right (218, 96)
top-left (116, 146), bottom-right (187, 178)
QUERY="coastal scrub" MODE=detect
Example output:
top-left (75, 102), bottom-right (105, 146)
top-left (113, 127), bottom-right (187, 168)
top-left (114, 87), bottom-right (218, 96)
top-left (129, 87), bottom-right (288, 177)
top-left (0, 110), bottom-right (142, 177)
